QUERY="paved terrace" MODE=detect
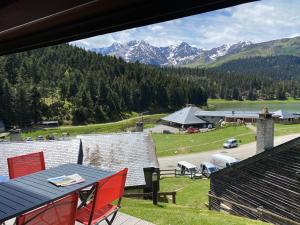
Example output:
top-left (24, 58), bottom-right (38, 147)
top-left (5, 212), bottom-right (155, 225)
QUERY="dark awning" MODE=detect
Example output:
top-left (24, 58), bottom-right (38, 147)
top-left (0, 0), bottom-right (256, 56)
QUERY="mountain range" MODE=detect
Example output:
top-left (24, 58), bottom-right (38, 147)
top-left (90, 36), bottom-right (300, 67)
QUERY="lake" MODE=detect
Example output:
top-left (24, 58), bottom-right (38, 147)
top-left (213, 102), bottom-right (300, 112)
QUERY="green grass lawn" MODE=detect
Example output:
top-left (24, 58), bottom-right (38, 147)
top-left (274, 123), bottom-right (300, 136)
top-left (152, 126), bottom-right (255, 157)
top-left (22, 114), bottom-right (165, 139)
top-left (121, 177), bottom-right (268, 225)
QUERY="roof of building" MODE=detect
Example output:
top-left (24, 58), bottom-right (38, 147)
top-left (0, 0), bottom-right (253, 56)
top-left (196, 109), bottom-right (300, 120)
top-left (195, 111), bottom-right (230, 117)
top-left (224, 112), bottom-right (259, 119)
top-left (273, 109), bottom-right (298, 119)
top-left (78, 133), bottom-right (159, 187)
top-left (210, 137), bottom-right (300, 223)
top-left (0, 140), bottom-right (80, 177)
top-left (161, 106), bottom-right (208, 125)
top-left (0, 132), bottom-right (159, 187)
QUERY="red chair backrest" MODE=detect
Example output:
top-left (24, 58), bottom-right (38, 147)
top-left (17, 194), bottom-right (78, 225)
top-left (7, 151), bottom-right (46, 179)
top-left (94, 168), bottom-right (128, 211)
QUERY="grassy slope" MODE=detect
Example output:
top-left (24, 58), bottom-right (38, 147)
top-left (275, 123), bottom-right (300, 136)
top-left (23, 114), bottom-right (165, 139)
top-left (121, 177), bottom-right (267, 225)
top-left (153, 126), bottom-right (255, 157)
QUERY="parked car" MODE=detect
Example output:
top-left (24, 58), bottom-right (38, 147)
top-left (210, 154), bottom-right (239, 170)
top-left (199, 162), bottom-right (218, 177)
top-left (36, 135), bottom-right (44, 141)
top-left (177, 161), bottom-right (201, 178)
top-left (223, 138), bottom-right (238, 148)
top-left (186, 127), bottom-right (199, 134)
top-left (25, 137), bottom-right (33, 141)
top-left (46, 134), bottom-right (56, 140)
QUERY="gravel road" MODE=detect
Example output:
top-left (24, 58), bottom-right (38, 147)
top-left (158, 133), bottom-right (300, 169)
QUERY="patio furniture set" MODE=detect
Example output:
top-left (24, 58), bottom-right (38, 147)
top-left (0, 151), bottom-right (128, 225)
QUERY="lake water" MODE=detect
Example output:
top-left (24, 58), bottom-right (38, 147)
top-left (213, 102), bottom-right (300, 112)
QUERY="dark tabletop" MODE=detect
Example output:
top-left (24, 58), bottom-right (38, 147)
top-left (0, 163), bottom-right (114, 222)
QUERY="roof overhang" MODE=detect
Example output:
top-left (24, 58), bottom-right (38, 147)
top-left (0, 0), bottom-right (256, 56)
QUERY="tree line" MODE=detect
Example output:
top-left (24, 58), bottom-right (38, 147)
top-left (0, 44), bottom-right (207, 126)
top-left (0, 44), bottom-right (299, 127)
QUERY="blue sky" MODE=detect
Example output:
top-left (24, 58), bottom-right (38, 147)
top-left (72, 0), bottom-right (300, 50)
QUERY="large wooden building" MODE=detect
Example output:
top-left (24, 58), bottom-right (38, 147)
top-left (209, 137), bottom-right (300, 224)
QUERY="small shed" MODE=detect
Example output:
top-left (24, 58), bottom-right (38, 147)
top-left (209, 137), bottom-right (300, 224)
top-left (161, 106), bottom-right (210, 128)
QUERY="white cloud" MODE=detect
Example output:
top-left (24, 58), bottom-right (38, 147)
top-left (71, 0), bottom-right (300, 49)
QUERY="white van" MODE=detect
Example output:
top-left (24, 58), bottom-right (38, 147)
top-left (177, 161), bottom-right (201, 178)
top-left (210, 154), bottom-right (239, 170)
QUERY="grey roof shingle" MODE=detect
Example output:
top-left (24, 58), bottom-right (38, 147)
top-left (0, 140), bottom-right (80, 176)
top-left (0, 133), bottom-right (158, 188)
top-left (273, 109), bottom-right (298, 119)
top-left (78, 133), bottom-right (159, 187)
top-left (161, 106), bottom-right (208, 125)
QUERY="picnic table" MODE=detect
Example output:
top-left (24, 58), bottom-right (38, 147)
top-left (0, 163), bottom-right (114, 223)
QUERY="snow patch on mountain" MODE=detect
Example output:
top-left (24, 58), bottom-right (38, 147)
top-left (90, 40), bottom-right (253, 66)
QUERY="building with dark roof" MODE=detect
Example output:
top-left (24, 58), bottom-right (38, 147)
top-left (209, 137), bottom-right (300, 224)
top-left (195, 109), bottom-right (300, 125)
top-left (273, 109), bottom-right (300, 124)
top-left (161, 106), bottom-right (211, 128)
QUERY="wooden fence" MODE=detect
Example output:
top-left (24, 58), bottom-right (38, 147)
top-left (160, 169), bottom-right (201, 179)
top-left (124, 191), bottom-right (177, 204)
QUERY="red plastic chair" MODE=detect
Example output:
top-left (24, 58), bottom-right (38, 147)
top-left (7, 152), bottom-right (46, 179)
top-left (16, 194), bottom-right (78, 225)
top-left (76, 168), bottom-right (128, 225)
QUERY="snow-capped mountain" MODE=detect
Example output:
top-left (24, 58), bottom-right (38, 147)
top-left (90, 40), bottom-right (253, 66)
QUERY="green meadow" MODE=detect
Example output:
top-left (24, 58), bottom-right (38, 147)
top-left (122, 177), bottom-right (268, 225)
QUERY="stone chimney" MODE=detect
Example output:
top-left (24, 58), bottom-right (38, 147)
top-left (256, 107), bottom-right (274, 154)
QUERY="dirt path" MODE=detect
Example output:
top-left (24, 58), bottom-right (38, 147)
top-left (158, 133), bottom-right (299, 169)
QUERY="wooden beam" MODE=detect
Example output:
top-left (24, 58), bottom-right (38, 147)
top-left (0, 0), bottom-right (256, 55)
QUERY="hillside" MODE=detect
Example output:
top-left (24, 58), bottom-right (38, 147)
top-left (189, 36), bottom-right (300, 67)
top-left (0, 44), bottom-right (207, 127)
top-left (1, 43), bottom-right (300, 128)
top-left (208, 55), bottom-right (300, 80)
